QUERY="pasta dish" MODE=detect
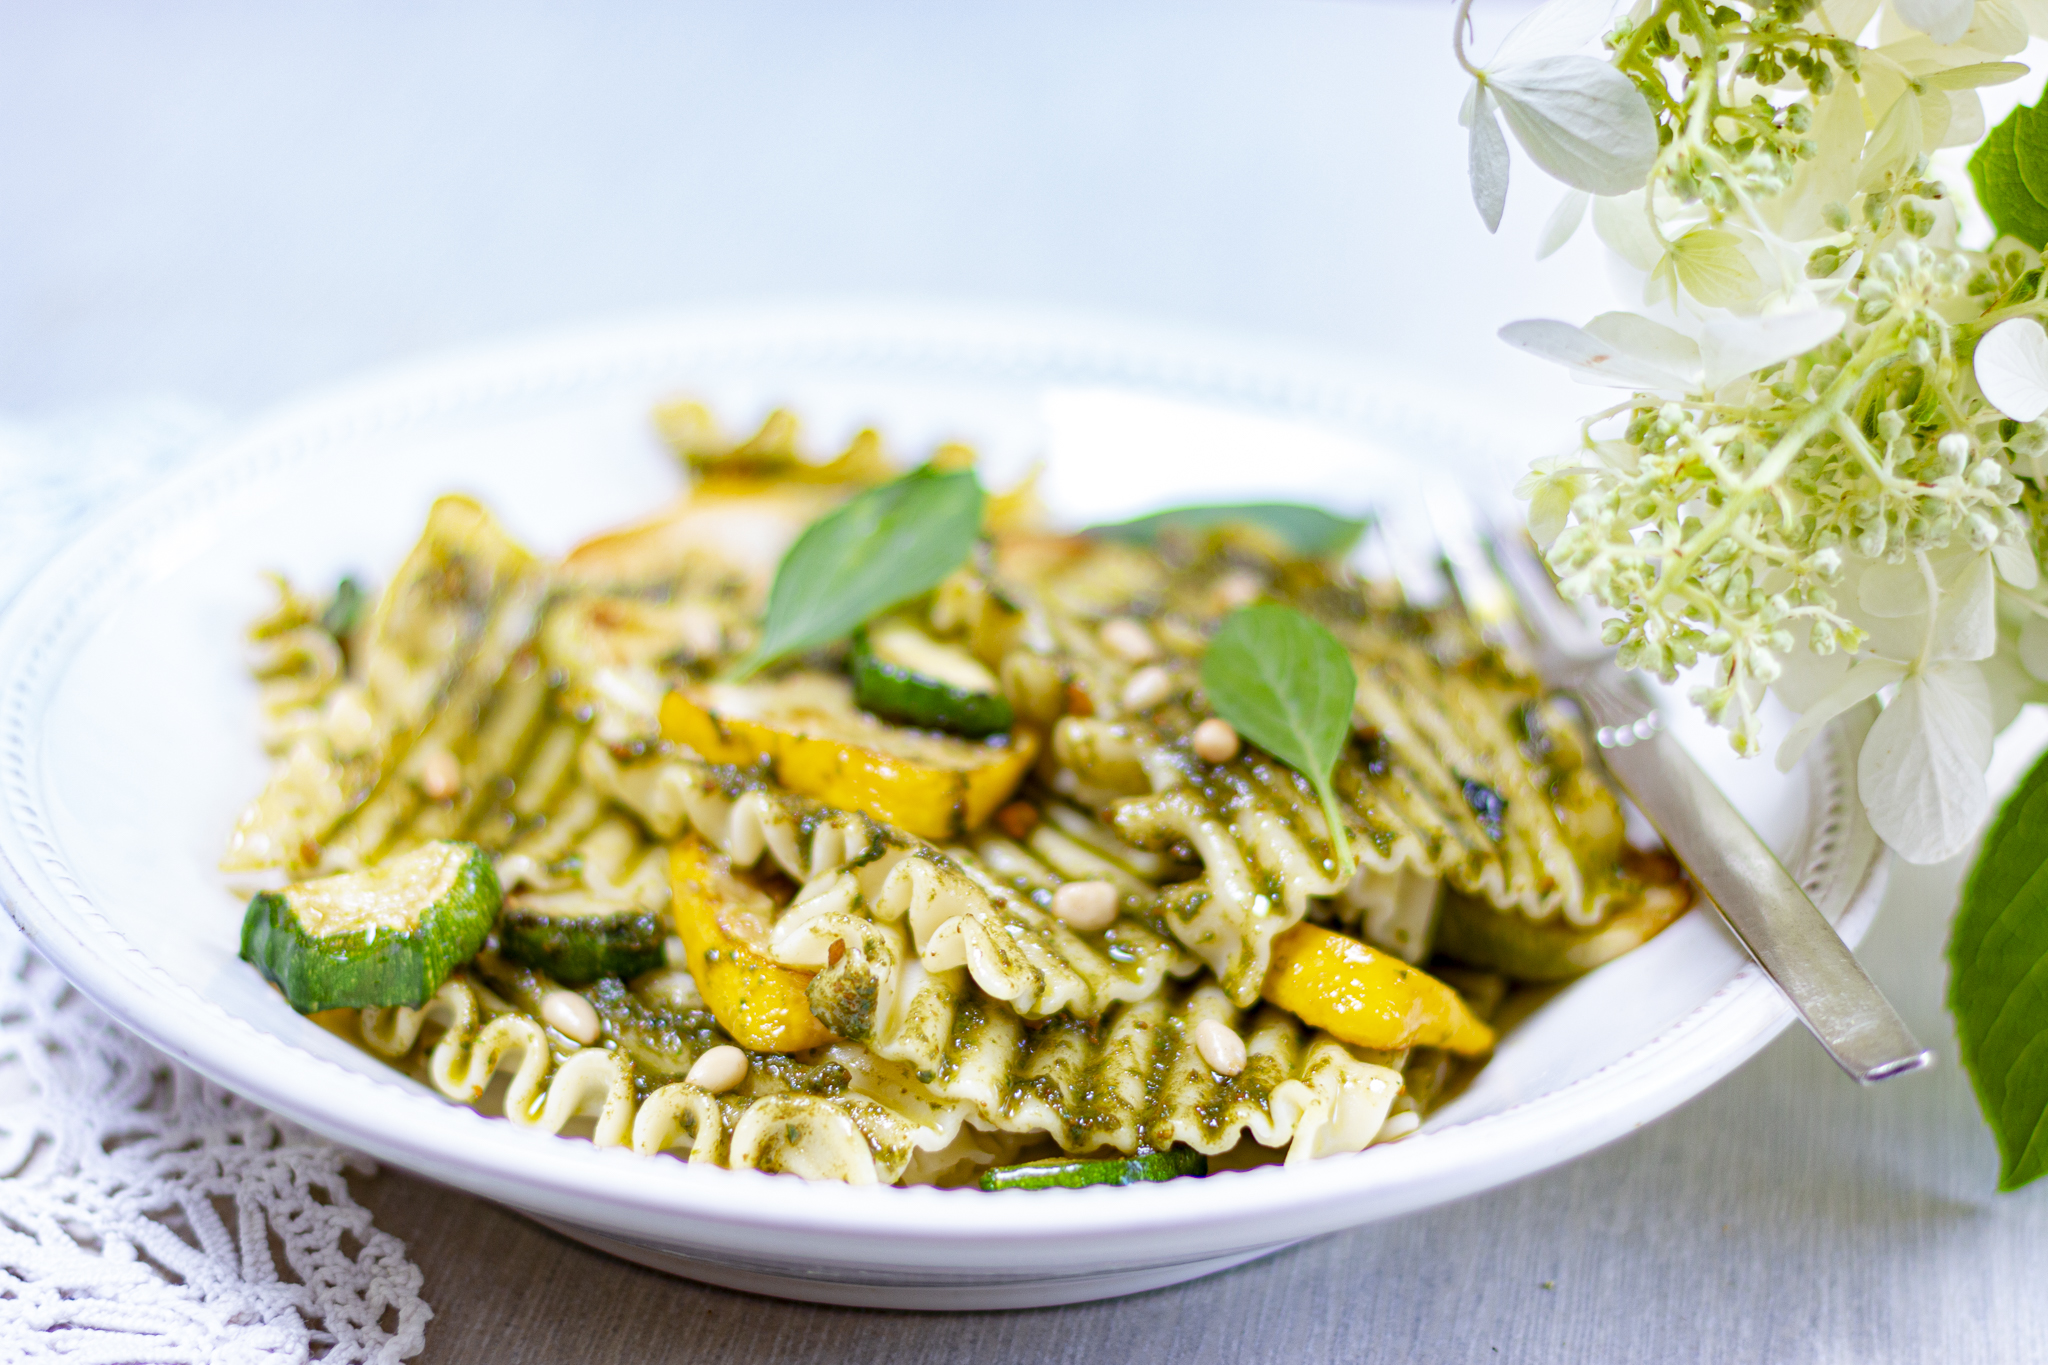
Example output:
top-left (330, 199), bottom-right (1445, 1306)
top-left (221, 401), bottom-right (1691, 1189)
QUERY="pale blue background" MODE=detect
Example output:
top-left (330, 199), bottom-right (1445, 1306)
top-left (1, 3), bottom-right (2043, 1361)
top-left (0, 0), bottom-right (1614, 427)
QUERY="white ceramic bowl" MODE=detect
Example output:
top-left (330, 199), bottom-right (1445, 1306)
top-left (0, 307), bottom-right (1885, 1310)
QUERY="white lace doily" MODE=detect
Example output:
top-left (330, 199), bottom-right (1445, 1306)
top-left (0, 405), bottom-right (431, 1363)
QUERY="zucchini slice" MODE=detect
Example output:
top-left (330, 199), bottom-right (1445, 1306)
top-left (240, 840), bottom-right (499, 1013)
top-left (1434, 859), bottom-right (1693, 982)
top-left (851, 621), bottom-right (1014, 738)
top-left (979, 1147), bottom-right (1207, 1191)
top-left (498, 892), bottom-right (668, 986)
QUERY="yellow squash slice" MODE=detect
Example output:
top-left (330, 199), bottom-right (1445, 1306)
top-left (659, 674), bottom-right (1038, 841)
top-left (668, 836), bottom-right (835, 1053)
top-left (1262, 922), bottom-right (1496, 1055)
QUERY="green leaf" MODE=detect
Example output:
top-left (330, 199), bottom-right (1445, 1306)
top-left (1199, 604), bottom-right (1359, 878)
top-left (2018, 102), bottom-right (2048, 209)
top-left (1970, 105), bottom-right (2048, 250)
top-left (1088, 503), bottom-right (1368, 558)
top-left (1949, 745), bottom-right (2048, 1191)
top-left (732, 466), bottom-right (983, 679)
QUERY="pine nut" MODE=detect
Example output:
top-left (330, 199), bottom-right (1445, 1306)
top-left (1050, 879), bottom-right (1121, 932)
top-left (1099, 617), bottom-right (1159, 663)
top-left (418, 748), bottom-right (461, 801)
top-left (1214, 570), bottom-right (1263, 609)
top-left (1191, 717), bottom-right (1241, 763)
top-left (663, 935), bottom-right (689, 970)
top-left (540, 989), bottom-right (601, 1045)
top-left (1120, 665), bottom-right (1173, 712)
top-left (1193, 1018), bottom-right (1247, 1077)
top-left (686, 1044), bottom-right (749, 1094)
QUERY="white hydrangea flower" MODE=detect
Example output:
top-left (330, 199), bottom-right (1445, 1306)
top-left (1467, 0), bottom-right (2048, 870)
top-left (1975, 318), bottom-right (2048, 422)
top-left (1499, 307), bottom-right (1847, 392)
top-left (1775, 547), bottom-right (2002, 862)
top-left (1890, 0), bottom-right (1976, 44)
top-left (1456, 0), bottom-right (1657, 232)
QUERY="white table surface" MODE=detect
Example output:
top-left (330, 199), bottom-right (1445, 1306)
top-left (2, 2), bottom-right (2044, 1360)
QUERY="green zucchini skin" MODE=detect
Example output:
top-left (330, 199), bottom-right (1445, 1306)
top-left (850, 630), bottom-right (1014, 738)
top-left (1433, 886), bottom-right (1683, 982)
top-left (240, 842), bottom-right (500, 1013)
top-left (978, 1146), bottom-right (1207, 1191)
top-left (498, 904), bottom-right (668, 985)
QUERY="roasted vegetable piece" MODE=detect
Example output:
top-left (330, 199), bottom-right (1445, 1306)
top-left (850, 620), bottom-right (1015, 737)
top-left (668, 835), bottom-right (835, 1052)
top-left (979, 1147), bottom-right (1207, 1191)
top-left (240, 840), bottom-right (499, 1013)
top-left (1434, 855), bottom-right (1694, 982)
top-left (497, 894), bottom-right (669, 986)
top-left (659, 673), bottom-right (1037, 840)
top-left (1261, 922), bottom-right (1495, 1055)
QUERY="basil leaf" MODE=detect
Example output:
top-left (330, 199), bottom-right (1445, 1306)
top-left (1089, 503), bottom-right (1367, 558)
top-left (1969, 104), bottom-right (2048, 250)
top-left (1950, 745), bottom-right (2048, 1191)
top-left (732, 466), bottom-right (984, 679)
top-left (1199, 604), bottom-right (1359, 877)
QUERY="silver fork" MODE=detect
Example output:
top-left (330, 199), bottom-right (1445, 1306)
top-left (1420, 496), bottom-right (1931, 1085)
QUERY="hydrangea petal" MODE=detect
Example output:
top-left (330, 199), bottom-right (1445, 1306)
top-left (1497, 318), bottom-right (1694, 388)
top-left (1858, 91), bottom-right (1926, 191)
top-left (1992, 535), bottom-right (2039, 590)
top-left (1699, 309), bottom-right (1848, 389)
top-left (1516, 455), bottom-right (1590, 549)
top-left (1469, 86), bottom-right (1510, 233)
top-left (1890, 0), bottom-right (1976, 44)
top-left (1771, 637), bottom-right (1856, 713)
top-left (1591, 189), bottom-right (1661, 271)
top-left (1916, 61), bottom-right (2029, 91)
top-left (1824, 0), bottom-right (1882, 40)
top-left (2018, 612), bottom-right (2048, 681)
top-left (1858, 558), bottom-right (1930, 618)
top-left (1931, 551), bottom-right (1998, 662)
top-left (1584, 312), bottom-right (1702, 377)
top-left (1776, 658), bottom-right (1905, 773)
top-left (1491, 0), bottom-right (1620, 65)
top-left (1976, 643), bottom-right (2038, 731)
top-left (1489, 56), bottom-right (1658, 196)
top-left (1974, 318), bottom-right (2048, 422)
top-left (1857, 662), bottom-right (1993, 864)
top-left (1667, 228), bottom-right (1763, 310)
top-left (1935, 88), bottom-right (1986, 148)
top-left (1773, 86), bottom-right (1865, 240)
top-left (1536, 188), bottom-right (1590, 259)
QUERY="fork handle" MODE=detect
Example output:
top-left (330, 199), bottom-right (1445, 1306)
top-left (1597, 727), bottom-right (1932, 1084)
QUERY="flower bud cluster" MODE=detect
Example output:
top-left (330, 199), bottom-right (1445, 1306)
top-left (1478, 0), bottom-right (2048, 856)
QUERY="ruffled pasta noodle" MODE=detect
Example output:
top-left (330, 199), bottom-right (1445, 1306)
top-left (226, 404), bottom-right (1690, 1186)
